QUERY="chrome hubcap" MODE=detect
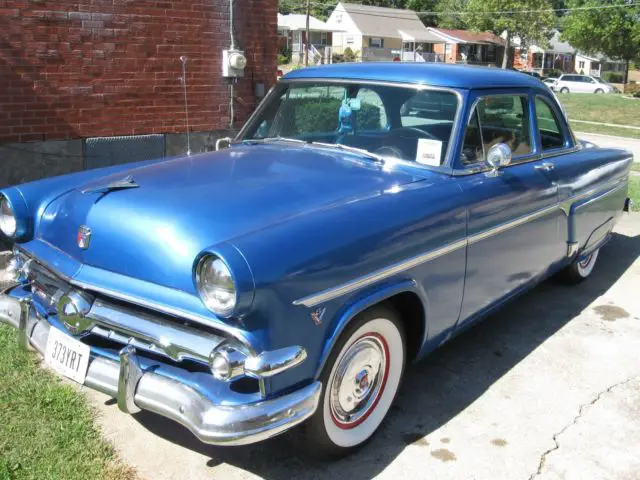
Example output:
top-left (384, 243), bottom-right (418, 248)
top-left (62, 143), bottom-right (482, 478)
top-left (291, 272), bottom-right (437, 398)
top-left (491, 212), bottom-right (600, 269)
top-left (330, 334), bottom-right (388, 427)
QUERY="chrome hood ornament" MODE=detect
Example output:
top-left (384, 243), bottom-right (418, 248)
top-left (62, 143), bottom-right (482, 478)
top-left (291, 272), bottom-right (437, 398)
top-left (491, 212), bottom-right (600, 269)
top-left (81, 175), bottom-right (139, 195)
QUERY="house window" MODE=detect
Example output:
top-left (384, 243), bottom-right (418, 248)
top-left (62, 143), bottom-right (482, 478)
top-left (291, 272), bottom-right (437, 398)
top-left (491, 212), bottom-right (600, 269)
top-left (445, 44), bottom-right (452, 56)
top-left (578, 60), bottom-right (585, 69)
top-left (486, 44), bottom-right (496, 62)
top-left (321, 32), bottom-right (328, 45)
top-left (369, 37), bottom-right (384, 49)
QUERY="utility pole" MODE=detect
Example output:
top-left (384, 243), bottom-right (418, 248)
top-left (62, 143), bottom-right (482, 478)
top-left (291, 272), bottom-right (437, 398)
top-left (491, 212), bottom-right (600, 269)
top-left (305, 0), bottom-right (310, 66)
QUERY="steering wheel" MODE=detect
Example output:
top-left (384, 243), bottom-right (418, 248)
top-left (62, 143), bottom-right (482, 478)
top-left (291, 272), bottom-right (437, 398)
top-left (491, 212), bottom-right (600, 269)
top-left (373, 145), bottom-right (404, 159)
top-left (391, 126), bottom-right (439, 141)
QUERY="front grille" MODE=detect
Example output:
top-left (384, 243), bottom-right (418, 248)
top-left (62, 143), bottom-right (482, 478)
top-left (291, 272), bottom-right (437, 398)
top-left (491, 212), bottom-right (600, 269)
top-left (16, 251), bottom-right (225, 366)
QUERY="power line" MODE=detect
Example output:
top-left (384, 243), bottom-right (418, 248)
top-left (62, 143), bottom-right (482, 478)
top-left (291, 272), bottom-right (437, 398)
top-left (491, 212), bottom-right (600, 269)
top-left (279, 1), bottom-right (639, 17)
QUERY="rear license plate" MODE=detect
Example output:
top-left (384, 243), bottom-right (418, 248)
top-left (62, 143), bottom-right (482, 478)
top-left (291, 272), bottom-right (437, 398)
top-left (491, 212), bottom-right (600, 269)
top-left (45, 327), bottom-right (90, 384)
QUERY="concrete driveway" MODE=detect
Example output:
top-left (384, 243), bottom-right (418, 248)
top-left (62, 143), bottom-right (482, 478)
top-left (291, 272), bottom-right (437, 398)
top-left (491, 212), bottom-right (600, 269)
top-left (2, 216), bottom-right (639, 479)
top-left (576, 132), bottom-right (640, 162)
top-left (76, 214), bottom-right (640, 480)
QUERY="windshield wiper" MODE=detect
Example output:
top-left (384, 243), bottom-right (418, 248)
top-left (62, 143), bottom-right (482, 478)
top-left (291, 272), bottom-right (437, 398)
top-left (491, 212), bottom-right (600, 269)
top-left (312, 142), bottom-right (386, 164)
top-left (239, 137), bottom-right (308, 145)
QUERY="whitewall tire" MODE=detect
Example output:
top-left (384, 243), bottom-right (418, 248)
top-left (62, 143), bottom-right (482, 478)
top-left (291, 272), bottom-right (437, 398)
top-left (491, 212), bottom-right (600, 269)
top-left (561, 248), bottom-right (600, 284)
top-left (293, 305), bottom-right (405, 458)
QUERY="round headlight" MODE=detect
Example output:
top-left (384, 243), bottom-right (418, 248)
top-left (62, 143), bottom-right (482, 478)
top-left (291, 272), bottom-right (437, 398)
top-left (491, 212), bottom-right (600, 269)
top-left (0, 196), bottom-right (17, 238)
top-left (197, 255), bottom-right (237, 316)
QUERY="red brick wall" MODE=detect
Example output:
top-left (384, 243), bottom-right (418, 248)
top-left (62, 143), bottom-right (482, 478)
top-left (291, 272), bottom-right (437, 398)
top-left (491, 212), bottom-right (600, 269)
top-left (0, 0), bottom-right (277, 144)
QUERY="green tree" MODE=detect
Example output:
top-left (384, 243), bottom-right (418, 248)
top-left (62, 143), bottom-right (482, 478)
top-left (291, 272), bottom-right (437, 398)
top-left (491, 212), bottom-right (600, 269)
top-left (561, 0), bottom-right (640, 84)
top-left (433, 0), bottom-right (470, 29)
top-left (465, 0), bottom-right (556, 68)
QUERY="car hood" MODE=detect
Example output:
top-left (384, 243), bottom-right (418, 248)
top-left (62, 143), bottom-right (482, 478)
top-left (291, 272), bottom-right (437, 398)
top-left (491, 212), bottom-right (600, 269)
top-left (37, 144), bottom-right (422, 291)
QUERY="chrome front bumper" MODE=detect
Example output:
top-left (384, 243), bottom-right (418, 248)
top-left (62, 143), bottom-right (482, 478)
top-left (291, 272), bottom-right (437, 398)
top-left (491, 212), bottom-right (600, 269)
top-left (0, 293), bottom-right (321, 446)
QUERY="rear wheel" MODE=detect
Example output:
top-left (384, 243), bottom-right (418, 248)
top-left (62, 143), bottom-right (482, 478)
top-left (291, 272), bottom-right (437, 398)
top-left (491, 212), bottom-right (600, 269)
top-left (560, 248), bottom-right (600, 284)
top-left (595, 88), bottom-right (604, 94)
top-left (560, 87), bottom-right (570, 93)
top-left (293, 305), bottom-right (405, 459)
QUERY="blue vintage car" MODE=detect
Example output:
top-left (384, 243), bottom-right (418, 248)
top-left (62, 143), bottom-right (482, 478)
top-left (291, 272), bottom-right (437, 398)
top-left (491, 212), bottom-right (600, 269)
top-left (0, 63), bottom-right (633, 457)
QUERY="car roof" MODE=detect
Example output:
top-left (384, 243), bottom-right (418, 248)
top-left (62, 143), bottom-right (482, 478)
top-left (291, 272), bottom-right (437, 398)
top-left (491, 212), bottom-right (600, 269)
top-left (284, 62), bottom-right (545, 90)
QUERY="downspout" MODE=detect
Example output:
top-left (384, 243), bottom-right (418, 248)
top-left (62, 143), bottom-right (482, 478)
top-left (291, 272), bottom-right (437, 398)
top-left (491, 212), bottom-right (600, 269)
top-left (228, 0), bottom-right (236, 130)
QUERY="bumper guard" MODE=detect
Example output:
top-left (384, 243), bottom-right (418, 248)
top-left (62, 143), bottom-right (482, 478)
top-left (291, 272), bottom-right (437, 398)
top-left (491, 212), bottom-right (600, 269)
top-left (0, 293), bottom-right (321, 446)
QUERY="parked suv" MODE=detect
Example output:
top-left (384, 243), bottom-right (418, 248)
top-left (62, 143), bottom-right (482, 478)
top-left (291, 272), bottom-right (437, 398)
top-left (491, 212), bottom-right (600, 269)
top-left (551, 74), bottom-right (617, 94)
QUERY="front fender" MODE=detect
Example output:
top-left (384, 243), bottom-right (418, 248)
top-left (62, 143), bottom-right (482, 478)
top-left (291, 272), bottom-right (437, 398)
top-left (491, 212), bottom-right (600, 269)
top-left (314, 278), bottom-right (428, 378)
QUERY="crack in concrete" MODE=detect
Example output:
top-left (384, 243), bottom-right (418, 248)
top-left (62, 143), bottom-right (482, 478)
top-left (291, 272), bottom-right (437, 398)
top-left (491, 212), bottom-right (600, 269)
top-left (527, 376), bottom-right (638, 480)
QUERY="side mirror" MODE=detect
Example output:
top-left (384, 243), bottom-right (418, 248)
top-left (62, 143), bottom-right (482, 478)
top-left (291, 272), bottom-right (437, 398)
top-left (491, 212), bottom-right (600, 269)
top-left (215, 137), bottom-right (232, 151)
top-left (486, 143), bottom-right (512, 176)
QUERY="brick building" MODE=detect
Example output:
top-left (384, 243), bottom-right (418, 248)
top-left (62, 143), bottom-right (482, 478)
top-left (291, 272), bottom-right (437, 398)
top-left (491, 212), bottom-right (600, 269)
top-left (0, 0), bottom-right (278, 187)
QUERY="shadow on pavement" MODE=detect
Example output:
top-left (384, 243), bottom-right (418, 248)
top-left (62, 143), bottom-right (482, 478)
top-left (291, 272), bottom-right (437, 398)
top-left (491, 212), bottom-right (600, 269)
top-left (133, 229), bottom-right (640, 479)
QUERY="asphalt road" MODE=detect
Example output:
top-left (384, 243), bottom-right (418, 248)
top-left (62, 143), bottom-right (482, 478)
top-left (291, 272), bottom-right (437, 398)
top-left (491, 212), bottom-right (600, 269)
top-left (82, 214), bottom-right (640, 480)
top-left (2, 216), bottom-right (639, 480)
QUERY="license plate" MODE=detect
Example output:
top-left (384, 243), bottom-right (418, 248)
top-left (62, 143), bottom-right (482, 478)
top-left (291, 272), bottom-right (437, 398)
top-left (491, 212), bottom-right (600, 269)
top-left (44, 327), bottom-right (91, 384)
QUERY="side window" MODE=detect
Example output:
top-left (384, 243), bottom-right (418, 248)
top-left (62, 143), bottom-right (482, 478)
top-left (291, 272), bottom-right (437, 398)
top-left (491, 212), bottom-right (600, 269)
top-left (461, 95), bottom-right (532, 165)
top-left (535, 97), bottom-right (566, 150)
top-left (461, 109), bottom-right (483, 165)
top-left (476, 95), bottom-right (532, 159)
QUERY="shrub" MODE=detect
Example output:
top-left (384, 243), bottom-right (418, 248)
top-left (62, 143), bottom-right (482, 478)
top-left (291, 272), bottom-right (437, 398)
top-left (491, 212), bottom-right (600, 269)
top-left (602, 71), bottom-right (624, 83)
top-left (279, 98), bottom-right (381, 136)
top-left (277, 54), bottom-right (289, 65)
top-left (343, 47), bottom-right (359, 63)
top-left (332, 53), bottom-right (345, 64)
top-left (546, 68), bottom-right (562, 78)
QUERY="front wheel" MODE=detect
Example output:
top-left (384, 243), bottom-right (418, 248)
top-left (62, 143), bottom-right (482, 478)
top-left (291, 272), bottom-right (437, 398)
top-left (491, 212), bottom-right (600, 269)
top-left (595, 88), bottom-right (604, 94)
top-left (560, 248), bottom-right (600, 284)
top-left (293, 305), bottom-right (405, 458)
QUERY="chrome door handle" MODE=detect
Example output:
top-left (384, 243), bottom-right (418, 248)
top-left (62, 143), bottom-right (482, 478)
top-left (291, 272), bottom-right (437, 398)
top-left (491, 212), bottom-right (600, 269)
top-left (535, 162), bottom-right (554, 172)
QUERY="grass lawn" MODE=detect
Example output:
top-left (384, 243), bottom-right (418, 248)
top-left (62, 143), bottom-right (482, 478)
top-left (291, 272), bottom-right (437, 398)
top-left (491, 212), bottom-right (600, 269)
top-left (629, 174), bottom-right (640, 212)
top-left (571, 122), bottom-right (640, 140)
top-left (557, 94), bottom-right (640, 127)
top-left (0, 325), bottom-right (136, 480)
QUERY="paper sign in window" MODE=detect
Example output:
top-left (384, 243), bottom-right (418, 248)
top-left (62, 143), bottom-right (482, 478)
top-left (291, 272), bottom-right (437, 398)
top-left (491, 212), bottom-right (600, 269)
top-left (416, 139), bottom-right (442, 166)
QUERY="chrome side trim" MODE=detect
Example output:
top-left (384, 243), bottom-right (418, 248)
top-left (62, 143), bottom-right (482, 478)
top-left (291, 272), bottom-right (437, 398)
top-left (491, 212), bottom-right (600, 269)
top-left (292, 238), bottom-right (468, 308)
top-left (293, 176), bottom-right (628, 308)
top-left (467, 203), bottom-right (559, 245)
top-left (572, 181), bottom-right (627, 212)
top-left (559, 177), bottom-right (626, 215)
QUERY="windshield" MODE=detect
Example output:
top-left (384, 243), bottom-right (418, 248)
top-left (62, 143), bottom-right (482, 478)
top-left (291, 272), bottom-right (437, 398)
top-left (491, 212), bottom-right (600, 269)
top-left (240, 81), bottom-right (459, 166)
top-left (594, 77), bottom-right (608, 84)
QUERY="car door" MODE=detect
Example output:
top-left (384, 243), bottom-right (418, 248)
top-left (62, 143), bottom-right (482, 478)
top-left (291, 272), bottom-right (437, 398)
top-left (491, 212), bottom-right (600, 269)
top-left (455, 90), bottom-right (566, 325)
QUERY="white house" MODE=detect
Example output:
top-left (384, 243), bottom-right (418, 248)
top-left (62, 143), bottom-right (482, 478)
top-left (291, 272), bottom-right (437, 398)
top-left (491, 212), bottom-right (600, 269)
top-left (277, 14), bottom-right (341, 64)
top-left (325, 2), bottom-right (445, 62)
top-left (575, 52), bottom-right (626, 78)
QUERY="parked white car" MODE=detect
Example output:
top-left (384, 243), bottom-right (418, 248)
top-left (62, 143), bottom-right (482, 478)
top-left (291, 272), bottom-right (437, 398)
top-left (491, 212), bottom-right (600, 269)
top-left (550, 74), bottom-right (617, 94)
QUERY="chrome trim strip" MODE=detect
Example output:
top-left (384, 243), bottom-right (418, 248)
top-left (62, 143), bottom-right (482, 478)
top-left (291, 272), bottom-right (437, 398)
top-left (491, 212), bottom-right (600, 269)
top-left (68, 280), bottom-right (257, 355)
top-left (559, 177), bottom-right (626, 215)
top-left (236, 77), bottom-right (464, 170)
top-left (293, 176), bottom-right (627, 307)
top-left (467, 203), bottom-right (559, 245)
top-left (293, 238), bottom-right (468, 308)
top-left (87, 299), bottom-right (225, 364)
top-left (572, 181), bottom-right (627, 212)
